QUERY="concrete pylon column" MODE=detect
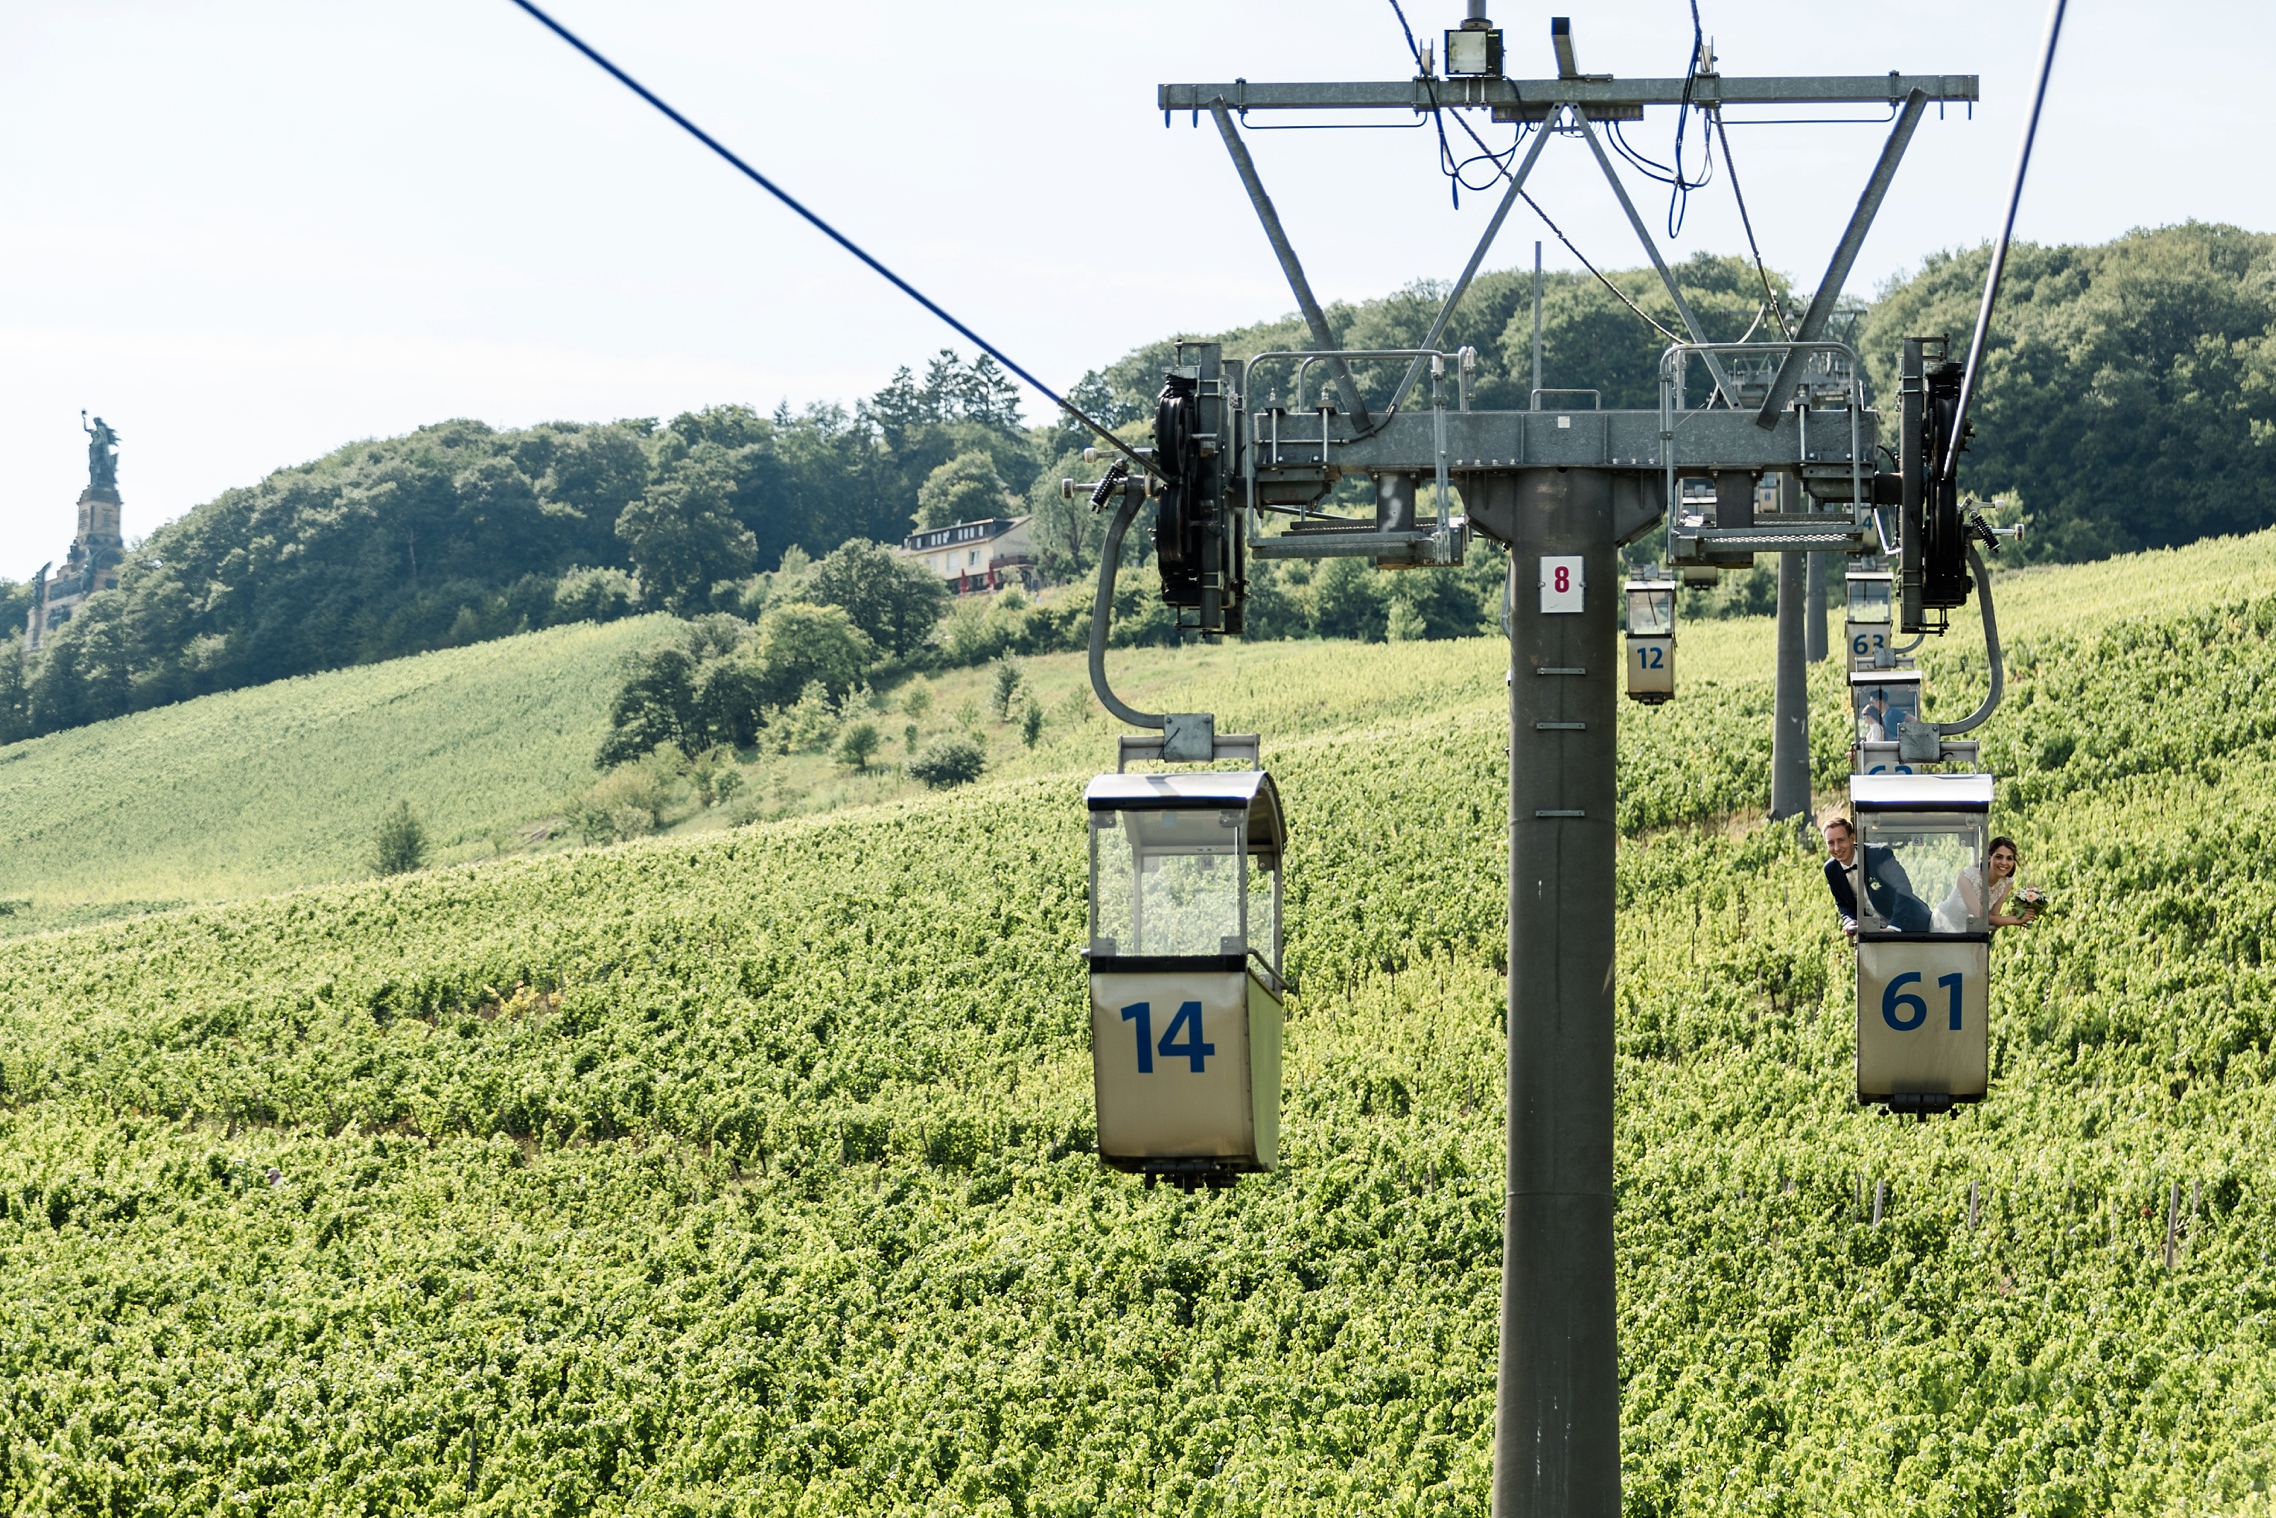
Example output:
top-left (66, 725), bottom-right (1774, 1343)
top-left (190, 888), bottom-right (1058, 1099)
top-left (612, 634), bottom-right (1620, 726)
top-left (1475, 468), bottom-right (1620, 1518)
top-left (1772, 550), bottom-right (1812, 819)
top-left (1805, 551), bottom-right (1828, 664)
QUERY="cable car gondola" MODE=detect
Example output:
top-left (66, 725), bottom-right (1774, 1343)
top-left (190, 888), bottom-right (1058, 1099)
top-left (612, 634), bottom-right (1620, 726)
top-left (1084, 763), bottom-right (1286, 1189)
top-left (1847, 772), bottom-right (1994, 1116)
top-left (1845, 568), bottom-right (1895, 671)
top-left (1625, 575), bottom-right (1676, 705)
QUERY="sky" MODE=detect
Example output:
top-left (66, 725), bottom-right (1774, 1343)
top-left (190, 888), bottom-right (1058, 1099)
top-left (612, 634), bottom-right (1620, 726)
top-left (1, 0), bottom-right (2269, 580)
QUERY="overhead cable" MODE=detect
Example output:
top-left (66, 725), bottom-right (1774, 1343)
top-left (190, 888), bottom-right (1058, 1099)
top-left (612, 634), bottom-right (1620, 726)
top-left (1714, 112), bottom-right (1791, 339)
top-left (501, 0), bottom-right (1157, 479)
top-left (1944, 0), bottom-right (2068, 481)
top-left (1377, 5), bottom-right (1683, 350)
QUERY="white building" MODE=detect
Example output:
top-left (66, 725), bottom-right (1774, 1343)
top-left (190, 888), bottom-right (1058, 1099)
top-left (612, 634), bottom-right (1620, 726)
top-left (900, 516), bottom-right (1039, 596)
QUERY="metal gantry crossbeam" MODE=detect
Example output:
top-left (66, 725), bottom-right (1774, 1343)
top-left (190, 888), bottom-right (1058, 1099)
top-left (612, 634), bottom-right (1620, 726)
top-left (1159, 74), bottom-right (1977, 113)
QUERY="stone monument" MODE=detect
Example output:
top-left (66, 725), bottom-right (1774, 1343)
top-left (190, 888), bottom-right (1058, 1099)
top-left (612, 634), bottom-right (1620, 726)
top-left (27, 413), bottom-right (127, 651)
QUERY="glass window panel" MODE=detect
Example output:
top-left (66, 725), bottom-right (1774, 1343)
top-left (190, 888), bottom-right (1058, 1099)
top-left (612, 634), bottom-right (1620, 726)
top-left (1089, 808), bottom-right (1247, 956)
top-left (1855, 811), bottom-right (1988, 933)
top-left (1852, 681), bottom-right (1920, 742)
top-left (1848, 577), bottom-right (1891, 621)
top-left (1245, 850), bottom-right (1280, 972)
top-left (1627, 590), bottom-right (1674, 636)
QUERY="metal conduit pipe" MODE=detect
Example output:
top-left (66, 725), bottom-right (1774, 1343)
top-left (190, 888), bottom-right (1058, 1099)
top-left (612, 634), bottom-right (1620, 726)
top-left (1935, 545), bottom-right (2004, 736)
top-left (1088, 491), bottom-right (1166, 731)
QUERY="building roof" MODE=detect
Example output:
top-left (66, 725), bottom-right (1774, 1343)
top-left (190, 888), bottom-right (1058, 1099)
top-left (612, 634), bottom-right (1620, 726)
top-left (902, 516), bottom-right (1028, 554)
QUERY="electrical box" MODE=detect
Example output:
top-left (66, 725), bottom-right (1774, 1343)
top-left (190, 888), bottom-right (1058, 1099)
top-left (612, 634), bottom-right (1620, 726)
top-left (1624, 577), bottom-right (1675, 704)
top-left (1085, 768), bottom-right (1285, 1186)
top-left (1443, 26), bottom-right (1503, 76)
top-left (1848, 772), bottom-right (1994, 1111)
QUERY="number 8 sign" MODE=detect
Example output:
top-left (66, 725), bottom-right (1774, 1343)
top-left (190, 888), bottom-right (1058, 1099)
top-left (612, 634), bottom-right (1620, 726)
top-left (1540, 555), bottom-right (1585, 614)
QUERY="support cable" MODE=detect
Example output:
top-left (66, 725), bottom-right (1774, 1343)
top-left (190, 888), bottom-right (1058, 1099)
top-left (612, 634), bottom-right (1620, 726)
top-left (1379, 2), bottom-right (1680, 349)
top-left (1714, 111), bottom-right (1791, 340)
top-left (502, 0), bottom-right (1159, 481)
top-left (1943, 0), bottom-right (2068, 482)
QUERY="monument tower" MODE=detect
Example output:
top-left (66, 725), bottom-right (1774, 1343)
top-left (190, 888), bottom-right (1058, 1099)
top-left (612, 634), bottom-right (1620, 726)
top-left (27, 413), bottom-right (126, 652)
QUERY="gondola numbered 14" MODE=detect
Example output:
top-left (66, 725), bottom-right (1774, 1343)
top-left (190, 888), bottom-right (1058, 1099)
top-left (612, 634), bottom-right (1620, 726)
top-left (1083, 756), bottom-right (1286, 1190)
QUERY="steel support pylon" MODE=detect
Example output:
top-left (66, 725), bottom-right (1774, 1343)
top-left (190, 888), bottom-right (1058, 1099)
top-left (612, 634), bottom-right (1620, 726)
top-left (1483, 470), bottom-right (1620, 1518)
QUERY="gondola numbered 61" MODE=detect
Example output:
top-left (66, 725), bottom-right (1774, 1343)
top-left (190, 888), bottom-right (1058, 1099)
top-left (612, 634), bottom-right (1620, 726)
top-left (1084, 767), bottom-right (1286, 1189)
top-left (1849, 772), bottom-right (1995, 1116)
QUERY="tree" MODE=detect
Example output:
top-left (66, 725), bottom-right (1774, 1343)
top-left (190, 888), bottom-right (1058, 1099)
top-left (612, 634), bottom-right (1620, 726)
top-left (597, 646), bottom-right (703, 767)
top-left (748, 602), bottom-right (875, 708)
top-left (916, 452), bottom-right (1010, 530)
top-left (1862, 223), bottom-right (2276, 561)
top-left (1018, 699), bottom-right (1045, 749)
top-left (1386, 565), bottom-right (1488, 640)
top-left (1311, 557), bottom-right (1389, 642)
top-left (799, 539), bottom-right (949, 657)
top-left (908, 734), bottom-right (986, 788)
top-left (371, 801), bottom-right (428, 875)
top-left (836, 721), bottom-right (881, 771)
top-left (552, 566), bottom-right (639, 625)
top-left (616, 445), bottom-right (758, 612)
top-left (0, 635), bottom-right (29, 745)
top-left (989, 657), bottom-right (1024, 720)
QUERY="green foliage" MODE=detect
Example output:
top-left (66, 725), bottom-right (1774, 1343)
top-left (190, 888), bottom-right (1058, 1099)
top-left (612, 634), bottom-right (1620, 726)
top-left (907, 733), bottom-right (986, 788)
top-left (685, 746), bottom-right (744, 808)
top-left (769, 681), bottom-right (843, 756)
top-left (751, 603), bottom-right (875, 709)
top-left (1863, 223), bottom-right (2276, 562)
top-left (835, 720), bottom-right (880, 772)
top-left (0, 616), bottom-right (666, 906)
top-left (915, 450), bottom-right (1012, 531)
top-left (796, 538), bottom-right (949, 657)
top-left (569, 749), bottom-right (680, 842)
top-left (7, 541), bottom-right (2276, 1510)
top-left (1311, 557), bottom-right (1390, 642)
top-left (989, 656), bottom-right (1025, 720)
top-left (1019, 698), bottom-right (1045, 749)
top-left (551, 564), bottom-right (640, 624)
top-left (615, 443), bottom-right (759, 611)
top-left (369, 800), bottom-right (428, 876)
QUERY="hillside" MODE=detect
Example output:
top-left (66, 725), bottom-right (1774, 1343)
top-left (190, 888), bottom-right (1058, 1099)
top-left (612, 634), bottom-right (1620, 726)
top-left (5, 535), bottom-right (2276, 1513)
top-left (0, 616), bottom-right (669, 923)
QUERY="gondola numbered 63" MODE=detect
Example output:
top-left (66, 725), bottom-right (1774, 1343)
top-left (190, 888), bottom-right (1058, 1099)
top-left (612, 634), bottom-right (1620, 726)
top-left (1084, 766), bottom-right (1286, 1189)
top-left (1849, 772), bottom-right (1995, 1116)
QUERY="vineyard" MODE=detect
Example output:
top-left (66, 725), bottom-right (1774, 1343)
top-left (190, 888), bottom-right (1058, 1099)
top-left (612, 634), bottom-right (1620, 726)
top-left (4, 533), bottom-right (2276, 1514)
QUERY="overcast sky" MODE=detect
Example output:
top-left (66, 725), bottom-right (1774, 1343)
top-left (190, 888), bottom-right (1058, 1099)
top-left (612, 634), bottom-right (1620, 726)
top-left (2, 0), bottom-right (2269, 580)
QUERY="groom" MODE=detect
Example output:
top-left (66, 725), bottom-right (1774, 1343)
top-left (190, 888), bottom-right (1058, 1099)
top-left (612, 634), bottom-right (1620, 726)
top-left (1821, 810), bottom-right (1932, 938)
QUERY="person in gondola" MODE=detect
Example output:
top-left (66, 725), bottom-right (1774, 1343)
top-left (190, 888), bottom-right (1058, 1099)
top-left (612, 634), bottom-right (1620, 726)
top-left (1820, 808), bottom-right (1932, 938)
top-left (1933, 834), bottom-right (2041, 934)
top-left (1856, 688), bottom-right (1893, 744)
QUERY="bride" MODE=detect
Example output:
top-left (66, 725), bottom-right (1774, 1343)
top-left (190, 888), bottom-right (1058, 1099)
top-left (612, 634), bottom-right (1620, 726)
top-left (1933, 836), bottom-right (2037, 933)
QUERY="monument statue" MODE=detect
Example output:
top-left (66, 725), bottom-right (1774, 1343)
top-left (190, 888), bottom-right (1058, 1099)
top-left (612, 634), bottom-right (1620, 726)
top-left (82, 411), bottom-right (119, 496)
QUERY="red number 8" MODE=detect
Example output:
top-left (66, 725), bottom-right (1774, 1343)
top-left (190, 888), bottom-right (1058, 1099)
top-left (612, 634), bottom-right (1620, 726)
top-left (1553, 565), bottom-right (1570, 593)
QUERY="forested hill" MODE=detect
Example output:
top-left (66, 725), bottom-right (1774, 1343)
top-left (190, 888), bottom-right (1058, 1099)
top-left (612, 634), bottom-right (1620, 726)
top-left (2, 222), bottom-right (2268, 743)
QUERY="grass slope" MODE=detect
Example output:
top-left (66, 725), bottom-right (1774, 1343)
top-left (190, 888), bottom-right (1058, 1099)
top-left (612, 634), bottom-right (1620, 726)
top-left (0, 617), bottom-right (671, 917)
top-left (6, 535), bottom-right (2276, 1513)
